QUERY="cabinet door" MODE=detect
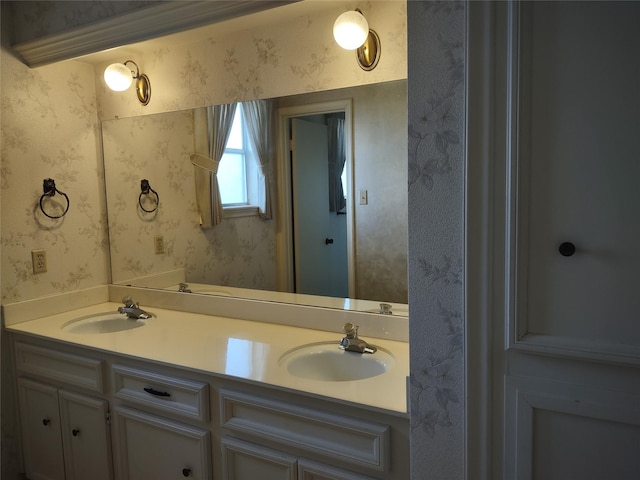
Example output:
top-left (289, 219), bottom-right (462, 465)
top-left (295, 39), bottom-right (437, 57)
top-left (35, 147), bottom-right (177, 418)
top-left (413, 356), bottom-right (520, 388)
top-left (298, 458), bottom-right (375, 480)
top-left (59, 390), bottom-right (113, 480)
top-left (221, 437), bottom-right (297, 480)
top-left (114, 406), bottom-right (211, 480)
top-left (17, 378), bottom-right (65, 480)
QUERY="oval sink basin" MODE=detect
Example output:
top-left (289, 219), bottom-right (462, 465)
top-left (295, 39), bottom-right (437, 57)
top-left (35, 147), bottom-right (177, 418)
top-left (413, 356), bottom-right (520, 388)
top-left (279, 342), bottom-right (394, 382)
top-left (62, 313), bottom-right (149, 334)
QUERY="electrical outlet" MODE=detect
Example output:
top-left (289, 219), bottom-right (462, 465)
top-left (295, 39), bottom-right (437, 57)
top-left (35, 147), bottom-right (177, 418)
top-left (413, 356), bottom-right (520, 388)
top-left (32, 249), bottom-right (47, 274)
top-left (154, 235), bottom-right (165, 255)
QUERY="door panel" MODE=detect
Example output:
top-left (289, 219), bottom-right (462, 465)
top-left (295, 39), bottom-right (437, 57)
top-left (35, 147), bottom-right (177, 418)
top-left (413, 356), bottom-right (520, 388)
top-left (525, 1), bottom-right (640, 345)
top-left (59, 390), bottom-right (113, 480)
top-left (17, 378), bottom-right (65, 480)
top-left (292, 117), bottom-right (348, 297)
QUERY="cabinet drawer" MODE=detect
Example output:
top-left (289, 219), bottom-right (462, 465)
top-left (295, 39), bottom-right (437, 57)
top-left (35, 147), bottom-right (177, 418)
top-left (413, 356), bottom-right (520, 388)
top-left (113, 364), bottom-right (209, 422)
top-left (14, 342), bottom-right (105, 393)
top-left (220, 390), bottom-right (390, 472)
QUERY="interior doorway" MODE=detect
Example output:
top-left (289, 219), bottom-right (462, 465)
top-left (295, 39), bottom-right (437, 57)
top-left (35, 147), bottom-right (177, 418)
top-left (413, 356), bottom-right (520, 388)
top-left (277, 100), bottom-right (355, 297)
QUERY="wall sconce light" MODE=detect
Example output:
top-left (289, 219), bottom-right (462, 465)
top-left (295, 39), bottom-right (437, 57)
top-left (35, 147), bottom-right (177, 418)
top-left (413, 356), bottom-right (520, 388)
top-left (333, 9), bottom-right (380, 71)
top-left (104, 60), bottom-right (151, 105)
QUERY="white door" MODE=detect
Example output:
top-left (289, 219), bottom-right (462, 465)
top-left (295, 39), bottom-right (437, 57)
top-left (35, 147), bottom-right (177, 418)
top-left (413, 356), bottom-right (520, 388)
top-left (58, 390), bottom-right (113, 480)
top-left (113, 406), bottom-right (211, 480)
top-left (221, 437), bottom-right (297, 480)
top-left (291, 117), bottom-right (348, 297)
top-left (17, 378), bottom-right (65, 480)
top-left (468, 2), bottom-right (640, 478)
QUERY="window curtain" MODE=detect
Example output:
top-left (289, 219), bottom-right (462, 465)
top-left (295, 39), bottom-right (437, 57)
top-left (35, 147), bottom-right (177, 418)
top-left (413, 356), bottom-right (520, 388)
top-left (327, 117), bottom-right (346, 213)
top-left (241, 99), bottom-right (275, 220)
top-left (192, 103), bottom-right (237, 227)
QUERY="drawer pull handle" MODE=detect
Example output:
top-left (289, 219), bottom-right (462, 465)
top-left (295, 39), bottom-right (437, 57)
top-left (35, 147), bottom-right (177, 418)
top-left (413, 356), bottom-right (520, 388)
top-left (144, 387), bottom-right (171, 397)
top-left (182, 468), bottom-right (191, 477)
top-left (72, 429), bottom-right (80, 437)
top-left (42, 418), bottom-right (50, 426)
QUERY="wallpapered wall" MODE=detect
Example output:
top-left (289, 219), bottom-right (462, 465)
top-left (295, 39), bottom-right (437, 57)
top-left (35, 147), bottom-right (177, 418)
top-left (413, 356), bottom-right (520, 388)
top-left (0, 1), bottom-right (407, 304)
top-left (0, 49), bottom-right (109, 303)
top-left (93, 1), bottom-right (407, 119)
top-left (408, 2), bottom-right (466, 477)
top-left (102, 109), bottom-right (278, 290)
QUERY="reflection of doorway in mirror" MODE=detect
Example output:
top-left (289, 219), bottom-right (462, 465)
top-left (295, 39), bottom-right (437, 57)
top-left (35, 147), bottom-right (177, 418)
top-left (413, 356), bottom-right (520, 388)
top-left (278, 99), bottom-right (355, 298)
top-left (291, 115), bottom-right (348, 297)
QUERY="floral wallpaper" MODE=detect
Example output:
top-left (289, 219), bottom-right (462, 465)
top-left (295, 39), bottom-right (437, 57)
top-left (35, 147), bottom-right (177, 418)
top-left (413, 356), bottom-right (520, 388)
top-left (0, 48), bottom-right (109, 303)
top-left (94, 1), bottom-right (407, 119)
top-left (407, 1), bottom-right (466, 478)
top-left (102, 110), bottom-right (277, 290)
top-left (1, 0), bottom-right (407, 304)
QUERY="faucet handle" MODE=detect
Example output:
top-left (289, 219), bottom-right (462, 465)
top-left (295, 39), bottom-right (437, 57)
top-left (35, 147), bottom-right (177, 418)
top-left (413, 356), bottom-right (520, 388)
top-left (122, 296), bottom-right (137, 308)
top-left (343, 322), bottom-right (358, 337)
top-left (379, 303), bottom-right (392, 314)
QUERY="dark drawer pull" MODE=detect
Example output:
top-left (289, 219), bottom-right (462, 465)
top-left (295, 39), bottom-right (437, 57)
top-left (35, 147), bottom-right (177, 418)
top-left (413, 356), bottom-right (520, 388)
top-left (42, 418), bottom-right (50, 426)
top-left (72, 428), bottom-right (80, 437)
top-left (182, 468), bottom-right (191, 477)
top-left (144, 387), bottom-right (171, 397)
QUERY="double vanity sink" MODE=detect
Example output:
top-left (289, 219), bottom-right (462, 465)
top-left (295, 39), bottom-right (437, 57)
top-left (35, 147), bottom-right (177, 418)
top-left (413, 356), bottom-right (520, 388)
top-left (60, 310), bottom-right (397, 384)
top-left (7, 293), bottom-right (409, 413)
top-left (6, 290), bottom-right (410, 479)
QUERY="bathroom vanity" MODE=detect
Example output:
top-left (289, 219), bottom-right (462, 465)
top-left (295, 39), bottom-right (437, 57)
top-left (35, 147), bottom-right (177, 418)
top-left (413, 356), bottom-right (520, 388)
top-left (4, 288), bottom-right (410, 480)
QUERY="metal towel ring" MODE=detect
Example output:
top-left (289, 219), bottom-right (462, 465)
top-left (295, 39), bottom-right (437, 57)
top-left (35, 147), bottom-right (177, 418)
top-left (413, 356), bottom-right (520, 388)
top-left (139, 179), bottom-right (159, 213)
top-left (39, 178), bottom-right (70, 219)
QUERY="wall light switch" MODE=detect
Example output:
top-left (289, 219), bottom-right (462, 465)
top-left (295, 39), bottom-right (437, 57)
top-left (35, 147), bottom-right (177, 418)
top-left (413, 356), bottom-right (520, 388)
top-left (154, 235), bottom-right (165, 255)
top-left (32, 249), bottom-right (47, 274)
top-left (359, 189), bottom-right (368, 205)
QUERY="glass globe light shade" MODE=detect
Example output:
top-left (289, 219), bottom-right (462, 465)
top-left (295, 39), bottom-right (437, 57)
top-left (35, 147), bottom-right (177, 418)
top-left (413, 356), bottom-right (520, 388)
top-left (104, 63), bottom-right (133, 91)
top-left (333, 11), bottom-right (369, 50)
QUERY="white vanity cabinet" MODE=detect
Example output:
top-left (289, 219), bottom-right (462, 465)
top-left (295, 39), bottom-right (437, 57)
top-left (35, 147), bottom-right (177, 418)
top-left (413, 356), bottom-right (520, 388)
top-left (221, 437), bottom-right (380, 480)
top-left (218, 389), bottom-right (402, 480)
top-left (10, 332), bottom-right (408, 480)
top-left (14, 342), bottom-right (112, 480)
top-left (111, 364), bottom-right (212, 480)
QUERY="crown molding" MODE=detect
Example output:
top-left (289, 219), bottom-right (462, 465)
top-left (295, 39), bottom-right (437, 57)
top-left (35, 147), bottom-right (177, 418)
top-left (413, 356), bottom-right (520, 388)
top-left (12, 1), bottom-right (295, 68)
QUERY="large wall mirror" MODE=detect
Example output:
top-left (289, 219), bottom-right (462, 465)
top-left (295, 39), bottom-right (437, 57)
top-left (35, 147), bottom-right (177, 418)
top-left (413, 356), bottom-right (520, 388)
top-left (102, 79), bottom-right (407, 313)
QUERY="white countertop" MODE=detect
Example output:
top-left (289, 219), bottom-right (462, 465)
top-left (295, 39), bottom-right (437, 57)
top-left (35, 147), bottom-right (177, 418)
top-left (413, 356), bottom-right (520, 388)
top-left (6, 301), bottom-right (409, 414)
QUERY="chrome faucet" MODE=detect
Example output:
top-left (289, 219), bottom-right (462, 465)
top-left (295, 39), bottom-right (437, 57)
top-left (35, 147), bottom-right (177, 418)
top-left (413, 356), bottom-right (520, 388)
top-left (379, 303), bottom-right (392, 315)
top-left (339, 322), bottom-right (377, 354)
top-left (178, 283), bottom-right (192, 293)
top-left (118, 296), bottom-right (152, 319)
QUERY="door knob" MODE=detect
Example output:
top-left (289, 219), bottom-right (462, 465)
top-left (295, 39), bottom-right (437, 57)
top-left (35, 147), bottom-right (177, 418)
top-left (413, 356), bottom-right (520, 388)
top-left (558, 242), bottom-right (576, 257)
top-left (325, 238), bottom-right (334, 245)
